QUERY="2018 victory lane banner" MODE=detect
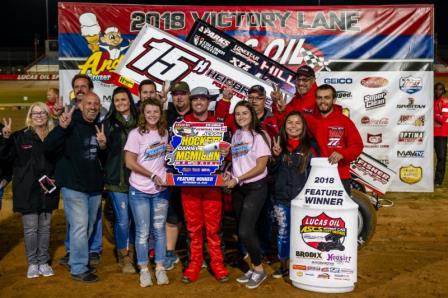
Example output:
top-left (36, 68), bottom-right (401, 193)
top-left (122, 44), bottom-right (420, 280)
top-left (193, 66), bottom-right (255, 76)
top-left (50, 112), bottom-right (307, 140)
top-left (58, 3), bottom-right (434, 191)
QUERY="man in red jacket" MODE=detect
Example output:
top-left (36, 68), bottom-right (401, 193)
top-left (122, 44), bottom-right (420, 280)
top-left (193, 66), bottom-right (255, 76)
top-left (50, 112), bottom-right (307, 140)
top-left (307, 84), bottom-right (363, 194)
top-left (271, 64), bottom-right (318, 127)
top-left (181, 87), bottom-right (229, 283)
top-left (434, 82), bottom-right (448, 187)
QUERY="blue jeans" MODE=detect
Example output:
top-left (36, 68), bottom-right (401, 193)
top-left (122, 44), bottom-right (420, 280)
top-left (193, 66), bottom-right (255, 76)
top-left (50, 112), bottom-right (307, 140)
top-left (64, 205), bottom-right (102, 253)
top-left (61, 187), bottom-right (102, 274)
top-left (273, 202), bottom-right (291, 261)
top-left (109, 191), bottom-right (135, 250)
top-left (129, 187), bottom-right (169, 266)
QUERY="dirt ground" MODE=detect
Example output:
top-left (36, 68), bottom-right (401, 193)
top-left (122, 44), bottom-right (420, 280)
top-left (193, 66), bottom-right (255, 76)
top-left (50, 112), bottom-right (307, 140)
top-left (0, 187), bottom-right (447, 298)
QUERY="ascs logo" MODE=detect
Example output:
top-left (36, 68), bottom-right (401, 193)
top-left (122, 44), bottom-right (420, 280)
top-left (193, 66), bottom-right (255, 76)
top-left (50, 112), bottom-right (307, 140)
top-left (399, 76), bottom-right (423, 94)
top-left (324, 78), bottom-right (353, 84)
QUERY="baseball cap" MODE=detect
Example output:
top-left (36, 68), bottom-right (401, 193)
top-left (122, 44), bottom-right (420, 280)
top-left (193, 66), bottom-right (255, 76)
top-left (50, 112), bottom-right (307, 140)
top-left (248, 85), bottom-right (266, 96)
top-left (190, 87), bottom-right (211, 100)
top-left (296, 65), bottom-right (315, 78)
top-left (170, 81), bottom-right (190, 93)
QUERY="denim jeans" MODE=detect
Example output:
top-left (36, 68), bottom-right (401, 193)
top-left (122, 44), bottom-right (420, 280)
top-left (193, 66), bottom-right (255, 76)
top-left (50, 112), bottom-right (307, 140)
top-left (273, 202), bottom-right (291, 261)
top-left (129, 186), bottom-right (169, 266)
top-left (64, 205), bottom-right (103, 253)
top-left (22, 212), bottom-right (52, 265)
top-left (61, 187), bottom-right (102, 274)
top-left (109, 191), bottom-right (135, 250)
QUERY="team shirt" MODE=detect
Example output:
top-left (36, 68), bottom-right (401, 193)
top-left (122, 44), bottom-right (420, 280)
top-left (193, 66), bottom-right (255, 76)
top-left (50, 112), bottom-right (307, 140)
top-left (231, 129), bottom-right (271, 184)
top-left (124, 128), bottom-right (168, 194)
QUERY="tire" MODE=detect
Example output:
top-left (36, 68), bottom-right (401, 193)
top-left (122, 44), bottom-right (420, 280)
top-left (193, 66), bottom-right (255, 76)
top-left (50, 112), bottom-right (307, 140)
top-left (351, 189), bottom-right (377, 250)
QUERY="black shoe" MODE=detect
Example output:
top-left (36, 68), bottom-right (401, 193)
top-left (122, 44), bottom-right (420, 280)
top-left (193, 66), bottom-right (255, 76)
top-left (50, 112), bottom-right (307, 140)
top-left (181, 276), bottom-right (192, 284)
top-left (89, 252), bottom-right (101, 267)
top-left (59, 253), bottom-right (70, 266)
top-left (272, 268), bottom-right (289, 279)
top-left (71, 271), bottom-right (99, 283)
top-left (65, 264), bottom-right (97, 273)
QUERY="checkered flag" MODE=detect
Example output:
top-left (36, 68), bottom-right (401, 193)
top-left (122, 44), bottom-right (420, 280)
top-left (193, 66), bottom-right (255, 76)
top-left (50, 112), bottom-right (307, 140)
top-left (300, 48), bottom-right (331, 71)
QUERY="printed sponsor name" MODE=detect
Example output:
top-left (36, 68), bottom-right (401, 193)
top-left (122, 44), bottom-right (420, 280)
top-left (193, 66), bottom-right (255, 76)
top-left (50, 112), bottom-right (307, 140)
top-left (396, 98), bottom-right (426, 110)
top-left (399, 75), bottom-right (423, 94)
top-left (360, 116), bottom-right (389, 126)
top-left (296, 251), bottom-right (322, 259)
top-left (360, 76), bottom-right (388, 88)
top-left (398, 131), bottom-right (424, 144)
top-left (336, 90), bottom-right (352, 100)
top-left (324, 78), bottom-right (353, 84)
top-left (364, 91), bottom-right (387, 109)
top-left (397, 115), bottom-right (425, 126)
top-left (397, 150), bottom-right (425, 158)
top-left (327, 253), bottom-right (352, 264)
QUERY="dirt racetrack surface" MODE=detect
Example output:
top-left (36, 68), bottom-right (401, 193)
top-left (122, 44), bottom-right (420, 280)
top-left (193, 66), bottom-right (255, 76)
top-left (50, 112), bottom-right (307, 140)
top-left (0, 188), bottom-right (447, 298)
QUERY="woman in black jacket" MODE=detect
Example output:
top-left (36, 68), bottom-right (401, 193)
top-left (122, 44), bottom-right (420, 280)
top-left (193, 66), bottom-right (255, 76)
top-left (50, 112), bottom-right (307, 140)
top-left (102, 86), bottom-right (138, 273)
top-left (269, 111), bottom-right (319, 279)
top-left (0, 102), bottom-right (59, 279)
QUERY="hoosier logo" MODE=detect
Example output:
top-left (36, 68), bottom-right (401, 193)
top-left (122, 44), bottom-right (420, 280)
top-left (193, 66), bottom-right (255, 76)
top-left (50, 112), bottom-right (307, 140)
top-left (399, 165), bottom-right (423, 184)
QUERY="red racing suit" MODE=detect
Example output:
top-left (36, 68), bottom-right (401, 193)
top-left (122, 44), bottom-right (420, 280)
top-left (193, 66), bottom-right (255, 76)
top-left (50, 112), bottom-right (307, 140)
top-left (181, 113), bottom-right (228, 281)
top-left (434, 96), bottom-right (448, 137)
top-left (306, 108), bottom-right (363, 180)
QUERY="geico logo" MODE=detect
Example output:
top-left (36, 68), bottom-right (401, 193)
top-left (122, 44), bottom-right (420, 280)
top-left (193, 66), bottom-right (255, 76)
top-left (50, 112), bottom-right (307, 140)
top-left (324, 78), bottom-right (353, 84)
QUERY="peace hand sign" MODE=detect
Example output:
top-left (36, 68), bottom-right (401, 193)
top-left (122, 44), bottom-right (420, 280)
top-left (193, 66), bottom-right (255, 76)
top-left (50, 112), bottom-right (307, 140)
top-left (1, 117), bottom-right (12, 139)
top-left (272, 136), bottom-right (282, 157)
top-left (95, 124), bottom-right (107, 149)
top-left (156, 80), bottom-right (171, 105)
top-left (270, 83), bottom-right (287, 112)
top-left (59, 105), bottom-right (75, 129)
top-left (53, 96), bottom-right (64, 117)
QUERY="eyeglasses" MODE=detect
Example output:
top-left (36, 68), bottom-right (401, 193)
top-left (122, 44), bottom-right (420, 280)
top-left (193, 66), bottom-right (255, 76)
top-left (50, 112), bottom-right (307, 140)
top-left (248, 96), bottom-right (265, 101)
top-left (31, 111), bottom-right (48, 117)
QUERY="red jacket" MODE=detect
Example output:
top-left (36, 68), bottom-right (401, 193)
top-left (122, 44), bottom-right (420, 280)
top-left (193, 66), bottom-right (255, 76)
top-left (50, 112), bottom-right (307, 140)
top-left (274, 83), bottom-right (318, 127)
top-left (306, 108), bottom-right (363, 180)
top-left (434, 96), bottom-right (448, 137)
top-left (184, 112), bottom-right (217, 123)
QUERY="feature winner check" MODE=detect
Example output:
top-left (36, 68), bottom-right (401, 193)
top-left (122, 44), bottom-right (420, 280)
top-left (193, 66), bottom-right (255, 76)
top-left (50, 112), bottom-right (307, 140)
top-left (112, 23), bottom-right (291, 112)
top-left (165, 121), bottom-right (230, 187)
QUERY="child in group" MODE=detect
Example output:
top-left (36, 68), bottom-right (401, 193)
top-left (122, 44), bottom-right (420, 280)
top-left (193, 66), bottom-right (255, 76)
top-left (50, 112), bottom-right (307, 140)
top-left (124, 98), bottom-right (170, 287)
top-left (224, 101), bottom-right (271, 289)
top-left (269, 111), bottom-right (318, 278)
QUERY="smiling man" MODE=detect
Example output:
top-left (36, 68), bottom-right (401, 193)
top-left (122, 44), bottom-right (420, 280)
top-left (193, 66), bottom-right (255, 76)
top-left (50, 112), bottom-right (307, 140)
top-left (44, 91), bottom-right (106, 283)
top-left (306, 84), bottom-right (363, 195)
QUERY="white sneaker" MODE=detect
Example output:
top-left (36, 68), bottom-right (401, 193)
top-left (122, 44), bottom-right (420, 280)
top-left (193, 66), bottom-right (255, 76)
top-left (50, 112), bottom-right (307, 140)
top-left (155, 268), bottom-right (169, 285)
top-left (38, 263), bottom-right (55, 277)
top-left (139, 269), bottom-right (153, 287)
top-left (27, 264), bottom-right (39, 279)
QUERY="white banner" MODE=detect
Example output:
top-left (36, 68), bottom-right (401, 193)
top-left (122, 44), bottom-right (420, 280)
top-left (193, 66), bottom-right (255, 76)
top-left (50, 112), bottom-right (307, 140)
top-left (317, 71), bottom-right (433, 192)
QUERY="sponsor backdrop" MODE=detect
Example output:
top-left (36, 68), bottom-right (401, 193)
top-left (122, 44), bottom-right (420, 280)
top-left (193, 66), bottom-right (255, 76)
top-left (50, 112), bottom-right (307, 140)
top-left (58, 3), bottom-right (434, 192)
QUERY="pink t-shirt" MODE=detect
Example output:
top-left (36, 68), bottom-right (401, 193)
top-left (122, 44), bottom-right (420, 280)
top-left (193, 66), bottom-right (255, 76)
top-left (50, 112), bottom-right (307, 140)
top-left (231, 129), bottom-right (271, 184)
top-left (124, 128), bottom-right (168, 194)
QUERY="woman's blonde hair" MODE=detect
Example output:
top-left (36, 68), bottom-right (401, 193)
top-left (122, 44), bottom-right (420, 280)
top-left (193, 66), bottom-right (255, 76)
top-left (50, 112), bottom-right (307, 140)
top-left (25, 102), bottom-right (54, 134)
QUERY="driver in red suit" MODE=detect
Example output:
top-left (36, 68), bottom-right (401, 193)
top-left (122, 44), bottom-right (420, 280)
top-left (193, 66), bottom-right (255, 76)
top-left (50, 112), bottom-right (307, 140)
top-left (180, 87), bottom-right (229, 283)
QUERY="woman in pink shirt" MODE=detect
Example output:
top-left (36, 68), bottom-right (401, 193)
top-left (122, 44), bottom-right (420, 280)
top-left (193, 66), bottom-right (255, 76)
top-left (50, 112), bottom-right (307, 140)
top-left (124, 98), bottom-right (170, 287)
top-left (224, 100), bottom-right (271, 289)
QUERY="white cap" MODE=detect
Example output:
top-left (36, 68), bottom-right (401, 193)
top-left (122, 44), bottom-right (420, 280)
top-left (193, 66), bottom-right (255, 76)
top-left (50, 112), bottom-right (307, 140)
top-left (105, 27), bottom-right (119, 34)
top-left (79, 13), bottom-right (101, 36)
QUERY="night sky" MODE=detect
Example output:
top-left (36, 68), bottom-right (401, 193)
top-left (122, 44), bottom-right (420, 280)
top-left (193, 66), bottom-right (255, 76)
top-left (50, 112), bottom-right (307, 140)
top-left (2, 0), bottom-right (446, 48)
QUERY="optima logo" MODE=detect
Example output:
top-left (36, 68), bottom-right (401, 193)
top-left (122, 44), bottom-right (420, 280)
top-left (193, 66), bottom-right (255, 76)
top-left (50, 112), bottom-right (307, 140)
top-left (398, 131), bottom-right (424, 144)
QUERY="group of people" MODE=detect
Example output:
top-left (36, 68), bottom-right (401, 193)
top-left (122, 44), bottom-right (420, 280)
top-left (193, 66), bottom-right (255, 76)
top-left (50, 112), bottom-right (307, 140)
top-left (1, 65), bottom-right (367, 289)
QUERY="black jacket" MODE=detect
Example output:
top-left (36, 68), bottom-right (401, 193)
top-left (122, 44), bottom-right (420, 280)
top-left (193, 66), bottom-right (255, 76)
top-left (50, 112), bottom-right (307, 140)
top-left (269, 141), bottom-right (319, 206)
top-left (0, 128), bottom-right (59, 214)
top-left (102, 114), bottom-right (136, 192)
top-left (43, 109), bottom-right (105, 193)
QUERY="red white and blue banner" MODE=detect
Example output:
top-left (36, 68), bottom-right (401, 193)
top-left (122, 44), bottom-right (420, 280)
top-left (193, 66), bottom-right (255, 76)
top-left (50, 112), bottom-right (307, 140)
top-left (58, 3), bottom-right (434, 192)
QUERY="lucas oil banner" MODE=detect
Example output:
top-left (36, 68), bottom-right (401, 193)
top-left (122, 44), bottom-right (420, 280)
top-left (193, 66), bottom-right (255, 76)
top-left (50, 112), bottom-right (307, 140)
top-left (58, 3), bottom-right (434, 192)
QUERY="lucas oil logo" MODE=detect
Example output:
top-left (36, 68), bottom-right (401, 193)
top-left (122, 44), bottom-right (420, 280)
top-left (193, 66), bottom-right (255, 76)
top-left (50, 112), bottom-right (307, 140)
top-left (399, 76), bottom-right (423, 94)
top-left (300, 213), bottom-right (346, 252)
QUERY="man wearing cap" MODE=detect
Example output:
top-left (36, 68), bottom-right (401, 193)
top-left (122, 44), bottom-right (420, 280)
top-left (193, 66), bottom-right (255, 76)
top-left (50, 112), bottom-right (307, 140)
top-left (180, 86), bottom-right (229, 284)
top-left (271, 65), bottom-right (318, 125)
top-left (163, 81), bottom-right (192, 271)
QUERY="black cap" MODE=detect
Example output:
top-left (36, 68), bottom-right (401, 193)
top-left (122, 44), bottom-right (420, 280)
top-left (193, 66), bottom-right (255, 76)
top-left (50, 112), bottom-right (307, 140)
top-left (248, 85), bottom-right (266, 96)
top-left (296, 65), bottom-right (315, 78)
